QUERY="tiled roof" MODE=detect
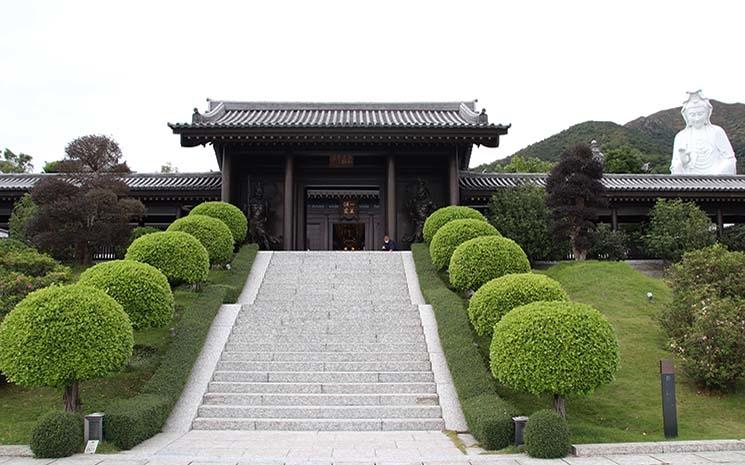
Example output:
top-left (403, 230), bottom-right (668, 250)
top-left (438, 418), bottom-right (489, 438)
top-left (170, 101), bottom-right (509, 130)
top-left (0, 172), bottom-right (221, 192)
top-left (460, 172), bottom-right (745, 193)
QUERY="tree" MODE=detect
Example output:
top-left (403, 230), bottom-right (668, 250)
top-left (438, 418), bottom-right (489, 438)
top-left (0, 148), bottom-right (33, 173)
top-left (42, 160), bottom-right (62, 173)
top-left (26, 135), bottom-right (144, 264)
top-left (490, 301), bottom-right (619, 417)
top-left (160, 162), bottom-right (178, 173)
top-left (488, 185), bottom-right (554, 262)
top-left (643, 199), bottom-right (715, 262)
top-left (603, 145), bottom-right (645, 173)
top-left (0, 285), bottom-right (133, 411)
top-left (545, 144), bottom-right (606, 260)
top-left (502, 155), bottom-right (555, 173)
top-left (8, 194), bottom-right (37, 243)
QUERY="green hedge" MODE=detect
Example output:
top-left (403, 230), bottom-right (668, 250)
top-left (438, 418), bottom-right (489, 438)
top-left (30, 411), bottom-right (83, 458)
top-left (468, 273), bottom-right (567, 336)
top-left (104, 244), bottom-right (258, 449)
top-left (429, 219), bottom-right (500, 270)
top-left (423, 206), bottom-right (486, 244)
top-left (411, 244), bottom-right (518, 450)
top-left (524, 409), bottom-right (570, 458)
top-left (190, 201), bottom-right (248, 244)
top-left (167, 215), bottom-right (234, 265)
top-left (449, 235), bottom-right (531, 292)
top-left (126, 231), bottom-right (210, 285)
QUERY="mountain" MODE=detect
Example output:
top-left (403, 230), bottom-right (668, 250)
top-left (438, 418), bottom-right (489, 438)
top-left (475, 100), bottom-right (745, 173)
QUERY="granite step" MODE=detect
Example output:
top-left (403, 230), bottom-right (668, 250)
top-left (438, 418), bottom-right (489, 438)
top-left (207, 382), bottom-right (438, 394)
top-left (212, 371), bottom-right (435, 383)
top-left (220, 351), bottom-right (431, 362)
top-left (223, 342), bottom-right (429, 352)
top-left (202, 392), bottom-right (439, 406)
top-left (197, 405), bottom-right (443, 419)
top-left (215, 360), bottom-right (432, 372)
top-left (227, 334), bottom-right (426, 343)
top-left (191, 418), bottom-right (445, 431)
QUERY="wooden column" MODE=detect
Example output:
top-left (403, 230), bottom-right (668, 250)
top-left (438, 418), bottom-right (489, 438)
top-left (386, 154), bottom-right (396, 240)
top-left (449, 150), bottom-right (460, 205)
top-left (283, 154), bottom-right (295, 250)
top-left (220, 147), bottom-right (232, 203)
top-left (611, 208), bottom-right (618, 231)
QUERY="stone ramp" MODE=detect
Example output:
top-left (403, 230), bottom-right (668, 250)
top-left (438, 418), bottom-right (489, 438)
top-left (191, 252), bottom-right (445, 431)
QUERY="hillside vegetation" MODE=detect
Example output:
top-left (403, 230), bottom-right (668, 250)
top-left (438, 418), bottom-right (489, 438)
top-left (476, 100), bottom-right (745, 174)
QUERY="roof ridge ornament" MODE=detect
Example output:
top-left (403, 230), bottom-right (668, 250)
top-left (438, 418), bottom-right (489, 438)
top-left (458, 102), bottom-right (488, 124)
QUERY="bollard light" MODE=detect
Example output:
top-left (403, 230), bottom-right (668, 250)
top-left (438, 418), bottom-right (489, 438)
top-left (84, 412), bottom-right (104, 442)
top-left (647, 292), bottom-right (654, 302)
top-left (512, 415), bottom-right (529, 446)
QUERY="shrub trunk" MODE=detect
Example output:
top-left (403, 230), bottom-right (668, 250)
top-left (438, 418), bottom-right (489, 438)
top-left (553, 394), bottom-right (567, 418)
top-left (63, 380), bottom-right (81, 412)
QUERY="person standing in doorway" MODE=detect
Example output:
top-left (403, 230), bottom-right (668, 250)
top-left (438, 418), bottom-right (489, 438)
top-left (382, 235), bottom-right (397, 251)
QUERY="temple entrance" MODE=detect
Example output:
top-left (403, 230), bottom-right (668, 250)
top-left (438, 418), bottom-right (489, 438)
top-left (304, 186), bottom-right (383, 250)
top-left (332, 223), bottom-right (365, 250)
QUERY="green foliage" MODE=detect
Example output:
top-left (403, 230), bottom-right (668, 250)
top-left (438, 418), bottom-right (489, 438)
top-left (130, 226), bottom-right (160, 243)
top-left (9, 194), bottom-right (37, 243)
top-left (0, 148), bottom-right (33, 173)
top-left (448, 235), bottom-right (530, 292)
top-left (490, 301), bottom-right (619, 400)
top-left (590, 223), bottom-right (628, 260)
top-left (429, 219), bottom-right (499, 270)
top-left (126, 231), bottom-right (209, 285)
top-left (189, 201), bottom-right (248, 243)
top-left (664, 245), bottom-right (745, 389)
top-left (524, 409), bottom-right (570, 458)
top-left (104, 245), bottom-right (258, 449)
top-left (0, 245), bottom-right (71, 320)
top-left (422, 206), bottom-right (486, 244)
top-left (411, 244), bottom-right (518, 450)
top-left (79, 260), bottom-right (174, 330)
top-left (644, 199), bottom-right (715, 262)
top-left (485, 155), bottom-right (555, 173)
top-left (488, 185), bottom-right (555, 262)
top-left (0, 285), bottom-right (133, 389)
top-left (720, 224), bottom-right (745, 252)
top-left (167, 215), bottom-right (234, 265)
top-left (30, 411), bottom-right (83, 458)
top-left (468, 273), bottom-right (567, 337)
top-left (603, 145), bottom-right (645, 173)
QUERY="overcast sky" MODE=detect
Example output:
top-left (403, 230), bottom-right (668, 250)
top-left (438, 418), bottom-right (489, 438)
top-left (1, 0), bottom-right (743, 173)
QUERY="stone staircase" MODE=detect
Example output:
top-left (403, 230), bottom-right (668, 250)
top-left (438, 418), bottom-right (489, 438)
top-left (191, 252), bottom-right (445, 431)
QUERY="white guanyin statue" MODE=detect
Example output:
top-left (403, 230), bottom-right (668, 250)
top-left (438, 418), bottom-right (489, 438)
top-left (670, 90), bottom-right (736, 175)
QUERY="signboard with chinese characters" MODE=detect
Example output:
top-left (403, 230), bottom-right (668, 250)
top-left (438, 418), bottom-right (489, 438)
top-left (330, 154), bottom-right (354, 168)
top-left (340, 197), bottom-right (358, 219)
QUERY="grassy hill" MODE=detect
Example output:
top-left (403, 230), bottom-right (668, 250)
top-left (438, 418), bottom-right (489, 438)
top-left (476, 100), bottom-right (745, 173)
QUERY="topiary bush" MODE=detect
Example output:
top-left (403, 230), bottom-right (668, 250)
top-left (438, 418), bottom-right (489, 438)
top-left (189, 201), bottom-right (248, 244)
top-left (524, 409), bottom-right (570, 458)
top-left (430, 219), bottom-right (500, 270)
top-left (126, 231), bottom-right (209, 285)
top-left (30, 411), bottom-right (83, 458)
top-left (448, 235), bottom-right (530, 292)
top-left (468, 273), bottom-right (567, 336)
top-left (490, 301), bottom-right (619, 417)
top-left (167, 215), bottom-right (234, 265)
top-left (0, 285), bottom-right (133, 411)
top-left (0, 249), bottom-right (59, 276)
top-left (423, 205), bottom-right (486, 244)
top-left (78, 260), bottom-right (174, 329)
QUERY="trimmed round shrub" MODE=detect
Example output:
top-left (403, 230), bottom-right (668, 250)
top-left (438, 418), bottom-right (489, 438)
top-left (189, 201), bottom-right (247, 244)
top-left (430, 219), bottom-right (500, 270)
top-left (423, 206), bottom-right (486, 244)
top-left (167, 215), bottom-right (234, 265)
top-left (30, 411), bottom-right (83, 458)
top-left (125, 231), bottom-right (209, 285)
top-left (0, 285), bottom-right (133, 400)
top-left (490, 301), bottom-right (619, 412)
top-left (449, 236), bottom-right (530, 292)
top-left (524, 409), bottom-right (570, 458)
top-left (468, 273), bottom-right (567, 336)
top-left (78, 260), bottom-right (174, 329)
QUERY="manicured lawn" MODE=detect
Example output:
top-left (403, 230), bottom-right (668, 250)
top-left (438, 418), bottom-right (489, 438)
top-left (0, 246), bottom-right (257, 445)
top-left (413, 243), bottom-right (745, 446)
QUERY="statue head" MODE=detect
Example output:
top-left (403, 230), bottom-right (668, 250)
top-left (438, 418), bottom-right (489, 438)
top-left (681, 90), bottom-right (713, 129)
